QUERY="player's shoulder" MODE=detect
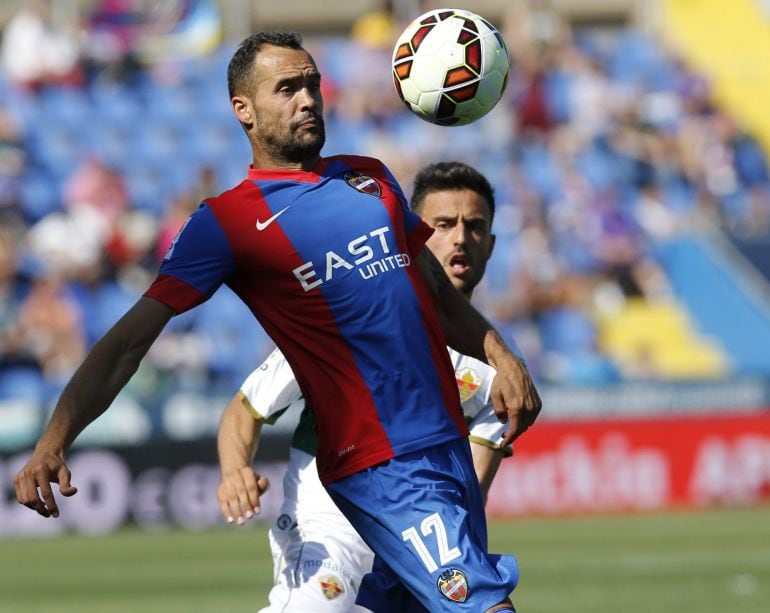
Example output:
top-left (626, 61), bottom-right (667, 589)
top-left (203, 178), bottom-right (259, 210)
top-left (243, 346), bottom-right (291, 385)
top-left (325, 154), bottom-right (389, 176)
top-left (240, 346), bottom-right (302, 420)
top-left (325, 155), bottom-right (405, 199)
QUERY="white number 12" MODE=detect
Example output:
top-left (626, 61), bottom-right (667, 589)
top-left (401, 512), bottom-right (461, 572)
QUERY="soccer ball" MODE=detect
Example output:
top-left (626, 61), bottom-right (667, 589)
top-left (391, 8), bottom-right (510, 126)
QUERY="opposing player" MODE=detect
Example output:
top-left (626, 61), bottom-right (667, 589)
top-left (14, 33), bottom-right (540, 611)
top-left (218, 161), bottom-right (510, 610)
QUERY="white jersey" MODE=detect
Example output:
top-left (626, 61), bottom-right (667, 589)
top-left (241, 346), bottom-right (505, 611)
top-left (240, 346), bottom-right (509, 452)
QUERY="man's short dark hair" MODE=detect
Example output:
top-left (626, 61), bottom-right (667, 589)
top-left (411, 161), bottom-right (495, 222)
top-left (227, 31), bottom-right (304, 98)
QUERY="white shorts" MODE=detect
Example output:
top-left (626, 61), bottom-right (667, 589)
top-left (258, 448), bottom-right (375, 612)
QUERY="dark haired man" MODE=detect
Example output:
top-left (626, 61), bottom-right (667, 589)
top-left (15, 33), bottom-right (539, 612)
top-left (411, 161), bottom-right (496, 296)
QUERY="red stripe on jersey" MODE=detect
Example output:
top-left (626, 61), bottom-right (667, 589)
top-left (206, 179), bottom-right (395, 484)
top-left (247, 160), bottom-right (326, 183)
top-left (144, 274), bottom-right (207, 313)
top-left (407, 220), bottom-right (435, 258)
top-left (379, 180), bottom-right (469, 437)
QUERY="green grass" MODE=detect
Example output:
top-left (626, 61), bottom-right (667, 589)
top-left (1, 506), bottom-right (768, 612)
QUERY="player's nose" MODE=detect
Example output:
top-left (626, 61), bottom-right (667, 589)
top-left (451, 222), bottom-right (468, 245)
top-left (297, 86), bottom-right (318, 111)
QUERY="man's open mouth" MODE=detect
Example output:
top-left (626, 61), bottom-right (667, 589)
top-left (449, 254), bottom-right (469, 275)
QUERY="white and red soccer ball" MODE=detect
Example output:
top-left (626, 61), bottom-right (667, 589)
top-left (392, 8), bottom-right (510, 126)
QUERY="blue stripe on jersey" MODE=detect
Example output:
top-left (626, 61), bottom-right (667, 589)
top-left (157, 203), bottom-right (235, 297)
top-left (323, 156), bottom-right (353, 178)
top-left (253, 163), bottom-right (459, 454)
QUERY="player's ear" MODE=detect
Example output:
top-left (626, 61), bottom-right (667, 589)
top-left (488, 233), bottom-right (496, 258)
top-left (232, 96), bottom-right (253, 126)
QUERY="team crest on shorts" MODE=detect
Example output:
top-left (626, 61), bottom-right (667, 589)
top-left (276, 513), bottom-right (293, 530)
top-left (344, 171), bottom-right (382, 198)
top-left (319, 574), bottom-right (345, 600)
top-left (437, 568), bottom-right (469, 602)
top-left (456, 367), bottom-right (481, 402)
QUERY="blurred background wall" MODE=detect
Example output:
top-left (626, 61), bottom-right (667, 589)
top-left (1, 0), bottom-right (770, 535)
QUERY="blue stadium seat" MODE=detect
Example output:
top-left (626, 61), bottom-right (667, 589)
top-left (87, 123), bottom-right (134, 171)
top-left (90, 81), bottom-right (146, 126)
top-left (0, 366), bottom-right (47, 403)
top-left (124, 161), bottom-right (168, 215)
top-left (25, 124), bottom-right (83, 181)
top-left (518, 140), bottom-right (561, 200)
top-left (38, 86), bottom-right (92, 130)
top-left (130, 119), bottom-right (183, 166)
top-left (18, 170), bottom-right (61, 221)
top-left (608, 29), bottom-right (674, 89)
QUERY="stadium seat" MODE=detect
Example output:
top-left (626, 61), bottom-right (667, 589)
top-left (73, 392), bottom-right (152, 446)
top-left (26, 124), bottom-right (83, 182)
top-left (38, 86), bottom-right (92, 130)
top-left (0, 395), bottom-right (44, 449)
top-left (598, 298), bottom-right (730, 379)
top-left (18, 170), bottom-right (62, 221)
top-left (124, 162), bottom-right (169, 215)
top-left (91, 81), bottom-right (146, 125)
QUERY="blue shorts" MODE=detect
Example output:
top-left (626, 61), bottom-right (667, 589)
top-left (326, 437), bottom-right (519, 611)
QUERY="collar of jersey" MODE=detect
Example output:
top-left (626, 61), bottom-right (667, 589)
top-left (247, 159), bottom-right (327, 184)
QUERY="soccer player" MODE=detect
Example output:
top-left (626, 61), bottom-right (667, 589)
top-left (14, 33), bottom-right (540, 612)
top-left (218, 161), bottom-right (510, 610)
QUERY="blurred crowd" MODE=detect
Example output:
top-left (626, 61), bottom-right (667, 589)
top-left (1, 0), bottom-right (770, 424)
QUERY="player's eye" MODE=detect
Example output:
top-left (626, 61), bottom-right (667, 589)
top-left (468, 221), bottom-right (487, 234)
top-left (277, 81), bottom-right (298, 94)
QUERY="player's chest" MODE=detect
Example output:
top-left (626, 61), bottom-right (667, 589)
top-left (235, 180), bottom-right (405, 290)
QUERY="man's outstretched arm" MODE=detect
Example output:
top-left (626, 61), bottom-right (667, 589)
top-left (217, 393), bottom-right (269, 524)
top-left (416, 247), bottom-right (541, 446)
top-left (14, 296), bottom-right (174, 517)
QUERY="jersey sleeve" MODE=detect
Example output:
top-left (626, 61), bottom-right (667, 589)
top-left (468, 344), bottom-right (526, 454)
top-left (468, 408), bottom-right (513, 457)
top-left (455, 353), bottom-right (514, 456)
top-left (144, 204), bottom-right (235, 314)
top-left (239, 347), bottom-right (303, 424)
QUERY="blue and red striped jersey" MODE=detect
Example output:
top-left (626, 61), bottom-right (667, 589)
top-left (145, 155), bottom-right (468, 483)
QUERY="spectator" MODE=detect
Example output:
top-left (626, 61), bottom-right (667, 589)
top-left (350, 0), bottom-right (398, 50)
top-left (0, 107), bottom-right (26, 211)
top-left (79, 0), bottom-right (145, 84)
top-left (0, 0), bottom-right (82, 91)
top-left (0, 229), bottom-right (26, 366)
top-left (155, 189), bottom-right (201, 261)
top-left (15, 271), bottom-right (86, 383)
top-left (64, 157), bottom-right (130, 226)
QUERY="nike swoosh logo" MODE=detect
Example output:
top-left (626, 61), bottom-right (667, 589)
top-left (256, 206), bottom-right (291, 231)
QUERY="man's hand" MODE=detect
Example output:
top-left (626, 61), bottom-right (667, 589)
top-left (490, 355), bottom-right (542, 447)
top-left (217, 467), bottom-right (270, 525)
top-left (14, 297), bottom-right (173, 518)
top-left (14, 449), bottom-right (78, 518)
